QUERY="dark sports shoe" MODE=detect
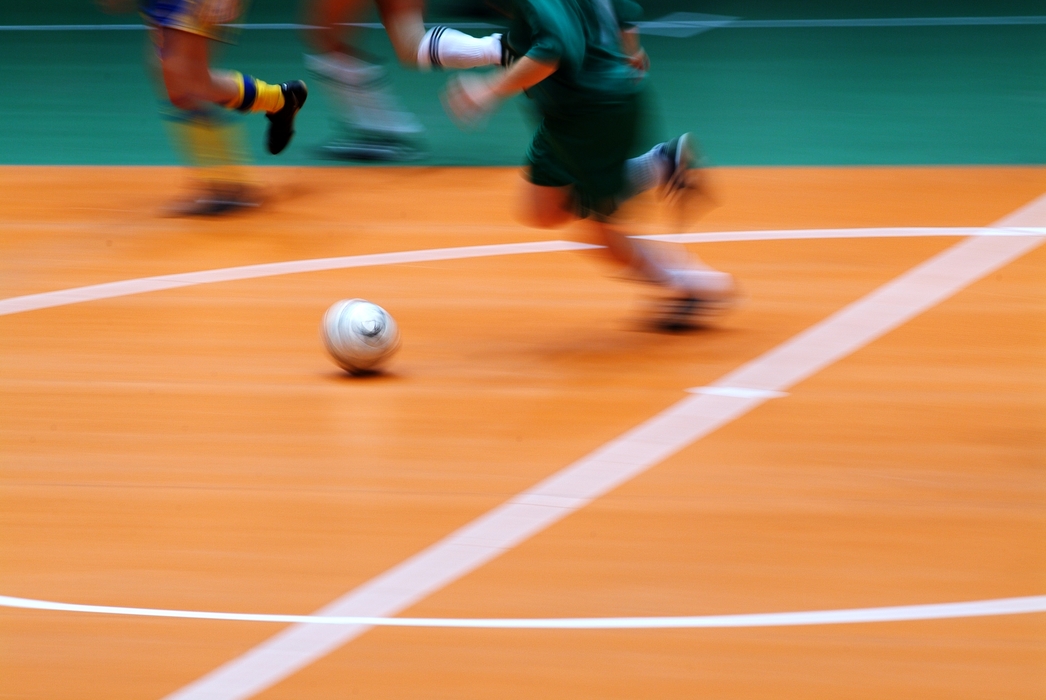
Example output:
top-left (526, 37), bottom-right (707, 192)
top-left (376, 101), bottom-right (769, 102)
top-left (320, 135), bottom-right (425, 162)
top-left (266, 81), bottom-right (308, 155)
top-left (650, 290), bottom-right (734, 333)
top-left (649, 266), bottom-right (735, 332)
top-left (163, 184), bottom-right (261, 217)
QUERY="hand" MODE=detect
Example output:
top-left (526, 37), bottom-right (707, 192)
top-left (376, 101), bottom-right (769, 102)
top-left (441, 73), bottom-right (501, 128)
top-left (627, 48), bottom-right (649, 74)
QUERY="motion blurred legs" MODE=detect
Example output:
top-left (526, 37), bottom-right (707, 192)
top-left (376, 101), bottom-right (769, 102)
top-left (302, 0), bottom-right (508, 160)
top-left (140, 1), bottom-right (306, 214)
top-left (302, 0), bottom-right (424, 160)
top-left (518, 133), bottom-right (734, 330)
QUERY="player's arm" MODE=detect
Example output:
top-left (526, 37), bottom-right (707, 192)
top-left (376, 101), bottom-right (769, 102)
top-left (443, 56), bottom-right (558, 125)
top-left (620, 27), bottom-right (649, 73)
top-left (487, 56), bottom-right (559, 98)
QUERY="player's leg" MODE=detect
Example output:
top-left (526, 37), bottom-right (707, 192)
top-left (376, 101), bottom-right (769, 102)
top-left (376, 0), bottom-right (503, 70)
top-left (516, 181), bottom-right (577, 229)
top-left (140, 19), bottom-right (253, 215)
top-left (152, 14), bottom-right (307, 154)
top-left (523, 103), bottom-right (733, 326)
top-left (302, 0), bottom-right (424, 159)
top-left (157, 28), bottom-right (239, 108)
top-left (160, 103), bottom-right (257, 216)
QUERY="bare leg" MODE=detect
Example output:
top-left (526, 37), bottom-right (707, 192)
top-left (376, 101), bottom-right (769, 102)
top-left (380, 5), bottom-right (427, 67)
top-left (517, 179), bottom-right (576, 229)
top-left (158, 28), bottom-right (240, 109)
top-left (302, 0), bottom-right (424, 158)
top-left (517, 177), bottom-right (732, 300)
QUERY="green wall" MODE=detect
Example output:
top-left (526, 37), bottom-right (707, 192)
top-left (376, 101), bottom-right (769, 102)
top-left (1, 1), bottom-right (1042, 165)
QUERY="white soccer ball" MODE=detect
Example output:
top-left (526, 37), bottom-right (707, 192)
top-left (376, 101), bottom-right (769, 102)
top-left (321, 299), bottom-right (401, 374)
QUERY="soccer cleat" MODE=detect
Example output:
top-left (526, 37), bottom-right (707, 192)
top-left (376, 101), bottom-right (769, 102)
top-left (320, 134), bottom-right (425, 162)
top-left (305, 52), bottom-right (424, 154)
top-left (265, 81), bottom-right (308, 155)
top-left (649, 267), bottom-right (735, 332)
top-left (164, 184), bottom-right (261, 217)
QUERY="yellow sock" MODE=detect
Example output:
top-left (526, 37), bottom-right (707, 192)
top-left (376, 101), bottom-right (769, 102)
top-left (225, 72), bottom-right (285, 114)
top-left (164, 108), bottom-right (250, 186)
top-left (252, 80), bottom-right (285, 113)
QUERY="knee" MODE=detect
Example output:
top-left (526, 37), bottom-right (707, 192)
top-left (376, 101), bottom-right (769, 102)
top-left (520, 206), bottom-right (573, 229)
top-left (517, 183), bottom-right (576, 228)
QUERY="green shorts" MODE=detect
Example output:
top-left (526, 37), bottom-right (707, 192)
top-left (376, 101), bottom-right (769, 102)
top-left (525, 92), bottom-right (644, 219)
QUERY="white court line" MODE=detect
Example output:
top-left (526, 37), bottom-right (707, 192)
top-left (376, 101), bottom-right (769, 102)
top-left (640, 225), bottom-right (1046, 244)
top-left (157, 201), bottom-right (1044, 700)
top-left (688, 386), bottom-right (787, 399)
top-left (0, 240), bottom-right (595, 317)
top-left (4, 227), bottom-right (1044, 318)
top-left (2, 594), bottom-right (1043, 629)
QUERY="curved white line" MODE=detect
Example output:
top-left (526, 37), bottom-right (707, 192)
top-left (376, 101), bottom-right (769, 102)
top-left (0, 240), bottom-right (595, 318)
top-left (3, 227), bottom-right (1042, 318)
top-left (1, 594), bottom-right (1043, 629)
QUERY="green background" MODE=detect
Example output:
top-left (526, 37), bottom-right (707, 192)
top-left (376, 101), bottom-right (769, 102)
top-left (1, 1), bottom-right (1043, 166)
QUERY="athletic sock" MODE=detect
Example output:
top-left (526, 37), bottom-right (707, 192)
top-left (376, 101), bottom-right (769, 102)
top-left (224, 72), bottom-right (286, 113)
top-left (417, 26), bottom-right (502, 70)
top-left (623, 143), bottom-right (671, 199)
top-left (162, 106), bottom-right (250, 186)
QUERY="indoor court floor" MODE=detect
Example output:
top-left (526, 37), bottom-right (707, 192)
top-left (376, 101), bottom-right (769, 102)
top-left (1, 165), bottom-right (1044, 698)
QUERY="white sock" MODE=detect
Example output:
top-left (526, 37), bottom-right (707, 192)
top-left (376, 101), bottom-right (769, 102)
top-left (624, 144), bottom-right (670, 197)
top-left (417, 26), bottom-right (502, 70)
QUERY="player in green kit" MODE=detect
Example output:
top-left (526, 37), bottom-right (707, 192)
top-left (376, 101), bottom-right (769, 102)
top-left (443, 0), bottom-right (734, 328)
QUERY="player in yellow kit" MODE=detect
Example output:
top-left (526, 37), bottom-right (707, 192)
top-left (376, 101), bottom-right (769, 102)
top-left (102, 0), bottom-right (308, 214)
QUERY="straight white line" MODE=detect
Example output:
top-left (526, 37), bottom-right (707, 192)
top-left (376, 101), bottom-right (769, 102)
top-left (159, 196), bottom-right (1046, 700)
top-left (728, 15), bottom-right (1046, 28)
top-left (2, 594), bottom-right (1043, 629)
top-left (640, 226), bottom-right (1046, 244)
top-left (5, 227), bottom-right (1044, 318)
top-left (687, 386), bottom-right (787, 399)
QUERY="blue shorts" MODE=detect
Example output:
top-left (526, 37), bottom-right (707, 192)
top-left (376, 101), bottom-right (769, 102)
top-left (139, 0), bottom-right (238, 41)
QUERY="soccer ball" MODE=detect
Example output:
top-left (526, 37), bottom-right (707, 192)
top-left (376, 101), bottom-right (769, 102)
top-left (321, 299), bottom-right (401, 374)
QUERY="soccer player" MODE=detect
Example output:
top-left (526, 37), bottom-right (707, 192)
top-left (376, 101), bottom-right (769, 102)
top-left (442, 0), bottom-right (734, 328)
top-left (101, 0), bottom-right (308, 214)
top-left (301, 0), bottom-right (508, 159)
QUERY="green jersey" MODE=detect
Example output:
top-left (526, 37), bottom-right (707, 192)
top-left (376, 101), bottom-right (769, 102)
top-left (497, 0), bottom-right (645, 116)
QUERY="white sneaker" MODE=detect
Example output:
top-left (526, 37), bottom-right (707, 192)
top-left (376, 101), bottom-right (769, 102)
top-left (664, 266), bottom-right (734, 301)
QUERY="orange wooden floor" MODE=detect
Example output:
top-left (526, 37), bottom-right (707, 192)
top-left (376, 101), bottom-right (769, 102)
top-left (1, 166), bottom-right (1044, 699)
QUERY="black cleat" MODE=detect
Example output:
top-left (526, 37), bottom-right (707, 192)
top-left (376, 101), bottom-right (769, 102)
top-left (266, 81), bottom-right (308, 155)
top-left (648, 294), bottom-right (731, 333)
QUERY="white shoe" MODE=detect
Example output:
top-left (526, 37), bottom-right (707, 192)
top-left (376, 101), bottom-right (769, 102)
top-left (305, 53), bottom-right (424, 137)
top-left (664, 266), bottom-right (734, 301)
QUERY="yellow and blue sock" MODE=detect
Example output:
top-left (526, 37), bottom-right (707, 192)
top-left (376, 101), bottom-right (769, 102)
top-left (162, 106), bottom-right (250, 187)
top-left (224, 72), bottom-right (285, 114)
